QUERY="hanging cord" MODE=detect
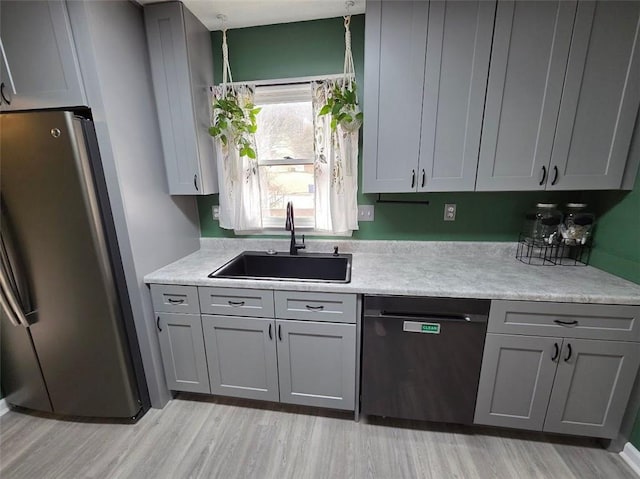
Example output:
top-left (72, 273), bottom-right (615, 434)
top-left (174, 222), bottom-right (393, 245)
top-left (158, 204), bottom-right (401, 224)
top-left (221, 28), bottom-right (234, 88)
top-left (341, 0), bottom-right (356, 93)
top-left (342, 15), bottom-right (355, 92)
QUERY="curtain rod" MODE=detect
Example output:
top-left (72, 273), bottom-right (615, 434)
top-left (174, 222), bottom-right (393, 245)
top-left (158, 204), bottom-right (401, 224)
top-left (211, 73), bottom-right (354, 88)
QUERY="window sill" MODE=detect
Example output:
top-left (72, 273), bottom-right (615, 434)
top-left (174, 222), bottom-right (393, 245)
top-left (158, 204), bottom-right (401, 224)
top-left (234, 227), bottom-right (353, 238)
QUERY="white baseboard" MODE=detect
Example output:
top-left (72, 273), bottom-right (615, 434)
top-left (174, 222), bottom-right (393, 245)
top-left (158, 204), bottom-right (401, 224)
top-left (0, 399), bottom-right (9, 417)
top-left (620, 442), bottom-right (640, 477)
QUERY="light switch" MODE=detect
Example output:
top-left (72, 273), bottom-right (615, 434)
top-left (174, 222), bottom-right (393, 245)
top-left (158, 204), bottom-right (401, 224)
top-left (212, 206), bottom-right (220, 220)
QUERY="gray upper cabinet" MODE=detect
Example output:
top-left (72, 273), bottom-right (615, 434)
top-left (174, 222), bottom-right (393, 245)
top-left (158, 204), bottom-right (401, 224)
top-left (157, 313), bottom-right (210, 394)
top-left (363, 0), bottom-right (494, 193)
top-left (276, 320), bottom-right (356, 411)
top-left (474, 333), bottom-right (559, 431)
top-left (476, 0), bottom-right (576, 191)
top-left (0, 0), bottom-right (86, 111)
top-left (202, 315), bottom-right (279, 402)
top-left (544, 339), bottom-right (640, 438)
top-left (418, 0), bottom-right (495, 192)
top-left (548, 1), bottom-right (640, 190)
top-left (363, 1), bottom-right (428, 193)
top-left (144, 1), bottom-right (218, 195)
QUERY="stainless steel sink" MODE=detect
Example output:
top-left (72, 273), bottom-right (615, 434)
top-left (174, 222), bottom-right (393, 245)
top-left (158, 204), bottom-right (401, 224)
top-left (208, 251), bottom-right (352, 283)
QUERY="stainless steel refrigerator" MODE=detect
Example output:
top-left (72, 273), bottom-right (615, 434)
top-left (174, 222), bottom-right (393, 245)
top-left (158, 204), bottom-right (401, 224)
top-left (0, 110), bottom-right (149, 419)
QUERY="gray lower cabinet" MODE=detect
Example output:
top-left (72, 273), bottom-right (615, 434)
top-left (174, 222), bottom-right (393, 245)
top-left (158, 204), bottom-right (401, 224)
top-left (276, 320), bottom-right (356, 411)
top-left (544, 339), bottom-right (640, 438)
top-left (157, 313), bottom-right (210, 394)
top-left (0, 0), bottom-right (86, 110)
top-left (474, 333), bottom-right (559, 431)
top-left (202, 315), bottom-right (279, 402)
top-left (475, 333), bottom-right (640, 439)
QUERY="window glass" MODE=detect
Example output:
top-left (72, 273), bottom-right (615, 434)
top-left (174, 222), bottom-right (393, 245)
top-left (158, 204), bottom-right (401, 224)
top-left (255, 102), bottom-right (315, 161)
top-left (254, 84), bottom-right (316, 228)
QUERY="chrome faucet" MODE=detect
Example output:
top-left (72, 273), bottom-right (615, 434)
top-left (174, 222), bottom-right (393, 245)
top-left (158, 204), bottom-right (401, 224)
top-left (285, 201), bottom-right (305, 255)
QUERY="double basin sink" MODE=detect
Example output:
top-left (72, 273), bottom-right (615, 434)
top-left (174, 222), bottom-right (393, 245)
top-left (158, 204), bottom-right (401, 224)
top-left (209, 251), bottom-right (352, 283)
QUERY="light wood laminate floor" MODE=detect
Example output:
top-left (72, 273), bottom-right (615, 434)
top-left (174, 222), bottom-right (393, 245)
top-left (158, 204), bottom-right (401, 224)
top-left (0, 393), bottom-right (636, 479)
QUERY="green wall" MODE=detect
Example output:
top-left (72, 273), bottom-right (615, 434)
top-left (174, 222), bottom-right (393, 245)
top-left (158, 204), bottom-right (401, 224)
top-left (583, 167), bottom-right (640, 285)
top-left (200, 15), bottom-right (639, 275)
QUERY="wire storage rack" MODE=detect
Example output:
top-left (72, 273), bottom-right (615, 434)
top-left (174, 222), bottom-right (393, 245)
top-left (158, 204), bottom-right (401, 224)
top-left (516, 233), bottom-right (591, 266)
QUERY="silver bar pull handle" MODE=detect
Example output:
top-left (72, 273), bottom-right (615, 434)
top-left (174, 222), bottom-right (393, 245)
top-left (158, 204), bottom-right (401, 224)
top-left (0, 285), bottom-right (21, 326)
top-left (0, 270), bottom-right (29, 328)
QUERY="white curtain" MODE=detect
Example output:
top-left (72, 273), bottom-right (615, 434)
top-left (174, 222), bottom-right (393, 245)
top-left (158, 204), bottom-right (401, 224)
top-left (312, 80), bottom-right (359, 234)
top-left (211, 84), bottom-right (263, 231)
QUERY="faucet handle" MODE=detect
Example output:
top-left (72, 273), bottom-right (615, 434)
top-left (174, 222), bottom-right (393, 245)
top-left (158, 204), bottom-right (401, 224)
top-left (333, 246), bottom-right (339, 256)
top-left (301, 234), bottom-right (305, 244)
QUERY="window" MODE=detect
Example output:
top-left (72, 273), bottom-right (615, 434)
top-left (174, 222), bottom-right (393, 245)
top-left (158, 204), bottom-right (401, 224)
top-left (254, 84), bottom-right (315, 229)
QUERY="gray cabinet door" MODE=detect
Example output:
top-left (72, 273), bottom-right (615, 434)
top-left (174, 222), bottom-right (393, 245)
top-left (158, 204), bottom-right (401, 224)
top-left (474, 333), bottom-right (560, 431)
top-left (202, 315), bottom-right (279, 402)
top-left (362, 1), bottom-right (429, 193)
top-left (144, 2), bottom-right (217, 195)
top-left (544, 339), bottom-right (640, 438)
top-left (0, 0), bottom-right (86, 110)
top-left (157, 313), bottom-right (210, 394)
top-left (276, 320), bottom-right (356, 410)
top-left (418, 0), bottom-right (494, 192)
top-left (548, 1), bottom-right (640, 190)
top-left (476, 1), bottom-right (577, 191)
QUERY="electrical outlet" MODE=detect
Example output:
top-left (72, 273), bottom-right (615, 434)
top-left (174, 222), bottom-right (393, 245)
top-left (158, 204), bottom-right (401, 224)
top-left (358, 205), bottom-right (375, 221)
top-left (212, 206), bottom-right (220, 220)
top-left (444, 204), bottom-right (456, 221)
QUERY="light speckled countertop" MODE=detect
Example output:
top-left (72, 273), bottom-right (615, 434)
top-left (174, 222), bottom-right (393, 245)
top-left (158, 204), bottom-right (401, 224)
top-left (144, 239), bottom-right (640, 305)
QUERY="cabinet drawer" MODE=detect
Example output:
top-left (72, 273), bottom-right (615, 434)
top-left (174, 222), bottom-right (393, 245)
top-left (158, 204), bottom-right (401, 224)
top-left (199, 287), bottom-right (274, 318)
top-left (151, 284), bottom-right (200, 314)
top-left (274, 291), bottom-right (357, 323)
top-left (488, 301), bottom-right (640, 341)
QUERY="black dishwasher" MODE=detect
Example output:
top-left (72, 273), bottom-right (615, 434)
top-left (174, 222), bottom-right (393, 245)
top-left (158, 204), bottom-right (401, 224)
top-left (361, 295), bottom-right (490, 425)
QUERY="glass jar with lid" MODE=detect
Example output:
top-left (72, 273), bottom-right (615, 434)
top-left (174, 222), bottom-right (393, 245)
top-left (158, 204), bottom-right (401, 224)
top-left (525, 203), bottom-right (562, 245)
top-left (561, 203), bottom-right (595, 245)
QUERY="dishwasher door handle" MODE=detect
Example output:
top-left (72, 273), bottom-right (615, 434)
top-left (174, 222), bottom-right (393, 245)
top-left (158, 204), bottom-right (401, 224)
top-left (373, 313), bottom-right (475, 323)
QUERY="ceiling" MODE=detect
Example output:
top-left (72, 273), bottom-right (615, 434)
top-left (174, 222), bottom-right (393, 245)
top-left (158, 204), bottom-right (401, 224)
top-left (136, 1), bottom-right (366, 30)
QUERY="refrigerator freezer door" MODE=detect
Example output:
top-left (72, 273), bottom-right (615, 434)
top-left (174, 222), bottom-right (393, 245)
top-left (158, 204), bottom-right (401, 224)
top-left (0, 111), bottom-right (140, 418)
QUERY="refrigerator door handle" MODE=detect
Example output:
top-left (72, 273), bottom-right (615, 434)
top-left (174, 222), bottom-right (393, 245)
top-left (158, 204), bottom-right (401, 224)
top-left (0, 283), bottom-right (21, 326)
top-left (0, 269), bottom-right (29, 328)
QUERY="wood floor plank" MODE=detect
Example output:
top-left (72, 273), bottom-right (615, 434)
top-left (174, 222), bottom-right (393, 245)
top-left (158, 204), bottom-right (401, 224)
top-left (0, 394), bottom-right (636, 479)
